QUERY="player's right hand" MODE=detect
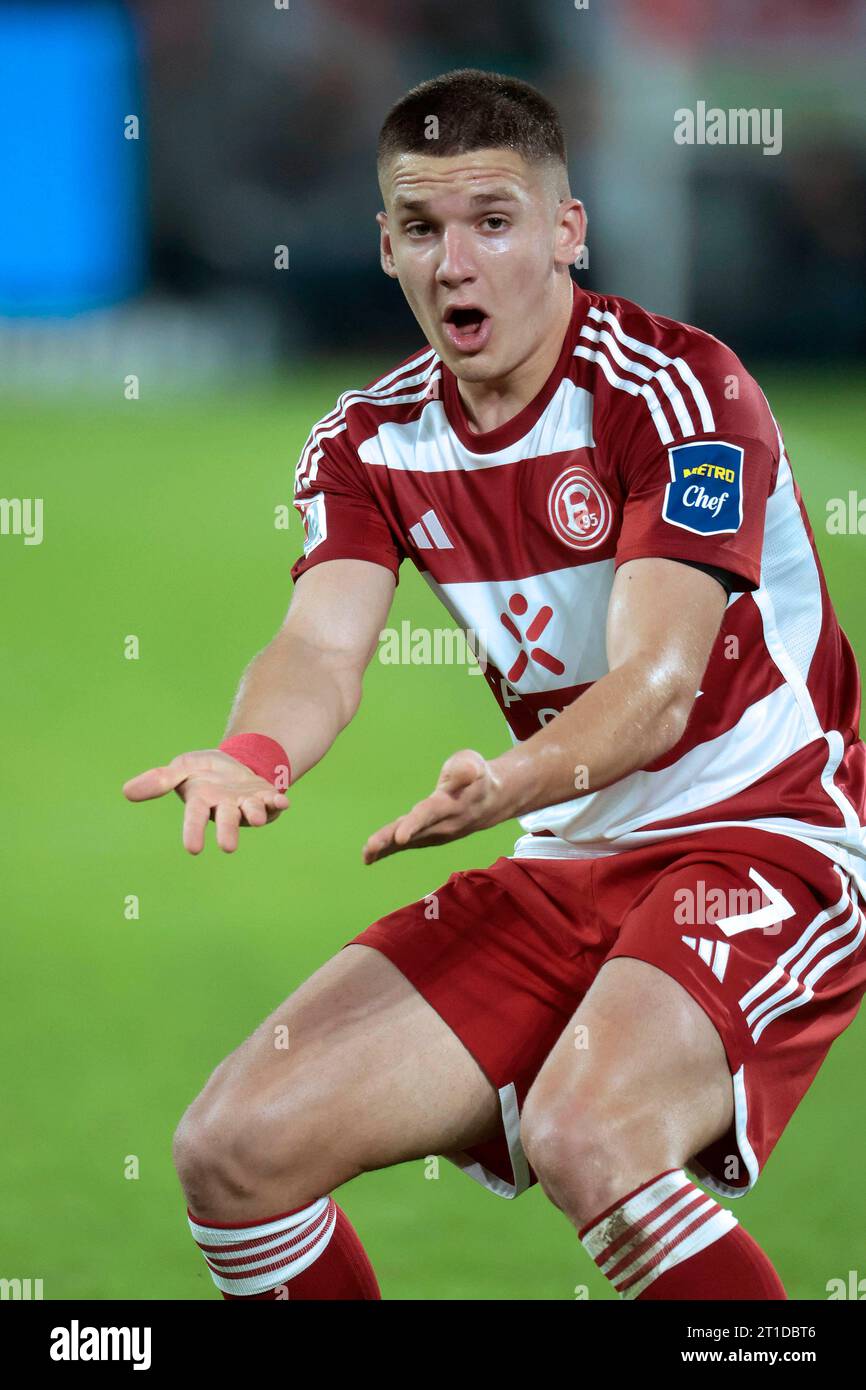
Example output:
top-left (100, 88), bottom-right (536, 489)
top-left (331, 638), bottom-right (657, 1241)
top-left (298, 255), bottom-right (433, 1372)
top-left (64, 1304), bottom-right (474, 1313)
top-left (122, 750), bottom-right (290, 855)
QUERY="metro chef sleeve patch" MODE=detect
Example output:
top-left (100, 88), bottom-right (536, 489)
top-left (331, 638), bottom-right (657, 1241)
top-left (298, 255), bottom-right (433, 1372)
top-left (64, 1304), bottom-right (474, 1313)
top-left (662, 441), bottom-right (744, 536)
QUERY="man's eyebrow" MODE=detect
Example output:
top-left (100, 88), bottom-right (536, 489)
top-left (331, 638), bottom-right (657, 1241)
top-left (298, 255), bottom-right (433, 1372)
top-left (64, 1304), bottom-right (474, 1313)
top-left (392, 187), bottom-right (520, 214)
top-left (469, 188), bottom-right (519, 205)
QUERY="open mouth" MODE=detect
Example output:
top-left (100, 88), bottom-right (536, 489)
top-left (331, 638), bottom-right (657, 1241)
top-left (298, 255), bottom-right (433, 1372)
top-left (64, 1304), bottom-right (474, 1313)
top-left (443, 304), bottom-right (492, 353)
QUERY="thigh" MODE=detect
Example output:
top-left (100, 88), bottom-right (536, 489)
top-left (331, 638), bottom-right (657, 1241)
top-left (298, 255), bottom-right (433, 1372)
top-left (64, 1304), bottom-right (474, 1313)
top-left (526, 955), bottom-right (734, 1161)
top-left (191, 942), bottom-right (502, 1170)
top-left (348, 853), bottom-right (611, 1195)
top-left (599, 832), bottom-right (866, 1195)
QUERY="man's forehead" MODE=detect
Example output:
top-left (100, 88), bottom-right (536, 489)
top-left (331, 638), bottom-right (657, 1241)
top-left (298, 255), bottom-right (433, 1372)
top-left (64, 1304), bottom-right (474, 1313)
top-left (383, 148), bottom-right (542, 207)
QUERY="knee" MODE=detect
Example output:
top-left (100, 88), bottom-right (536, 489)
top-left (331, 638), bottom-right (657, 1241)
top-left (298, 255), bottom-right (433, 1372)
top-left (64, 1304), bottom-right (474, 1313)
top-left (172, 1090), bottom-right (300, 1216)
top-left (173, 1097), bottom-right (250, 1214)
top-left (520, 1085), bottom-right (655, 1226)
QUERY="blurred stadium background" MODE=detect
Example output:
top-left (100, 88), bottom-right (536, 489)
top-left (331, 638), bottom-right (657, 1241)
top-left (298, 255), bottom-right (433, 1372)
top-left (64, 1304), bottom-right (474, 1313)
top-left (1, 0), bottom-right (864, 1300)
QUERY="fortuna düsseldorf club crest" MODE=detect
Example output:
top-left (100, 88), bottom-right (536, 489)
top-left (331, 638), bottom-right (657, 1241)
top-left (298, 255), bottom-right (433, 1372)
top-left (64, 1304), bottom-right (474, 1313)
top-left (547, 466), bottom-right (612, 550)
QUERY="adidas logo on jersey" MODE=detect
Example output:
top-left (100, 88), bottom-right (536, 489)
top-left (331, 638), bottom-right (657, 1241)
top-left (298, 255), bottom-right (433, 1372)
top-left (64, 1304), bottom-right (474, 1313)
top-left (409, 509), bottom-right (454, 551)
top-left (681, 935), bottom-right (730, 982)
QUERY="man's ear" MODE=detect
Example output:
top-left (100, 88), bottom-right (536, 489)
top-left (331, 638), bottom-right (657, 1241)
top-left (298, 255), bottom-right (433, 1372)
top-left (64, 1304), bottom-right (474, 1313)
top-left (377, 211), bottom-right (399, 279)
top-left (555, 198), bottom-right (587, 270)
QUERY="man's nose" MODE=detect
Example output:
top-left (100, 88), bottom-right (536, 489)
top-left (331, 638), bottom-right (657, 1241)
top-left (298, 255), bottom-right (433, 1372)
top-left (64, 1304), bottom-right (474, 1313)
top-left (435, 226), bottom-right (476, 287)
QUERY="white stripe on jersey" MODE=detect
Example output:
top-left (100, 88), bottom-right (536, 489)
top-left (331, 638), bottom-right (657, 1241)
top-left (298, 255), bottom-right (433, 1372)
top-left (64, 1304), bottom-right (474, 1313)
top-left (424, 558), bottom-right (614, 695)
top-left (357, 378), bottom-right (595, 472)
top-left (302, 347), bottom-right (437, 453)
top-left (586, 305), bottom-right (715, 433)
top-left (298, 348), bottom-right (438, 479)
top-left (301, 374), bottom-right (444, 489)
top-left (296, 355), bottom-right (440, 489)
top-left (765, 433), bottom-right (864, 847)
top-left (579, 321), bottom-right (697, 438)
top-left (752, 450), bottom-right (863, 846)
top-left (574, 343), bottom-right (674, 445)
top-left (294, 350), bottom-right (440, 491)
top-left (519, 680), bottom-right (815, 843)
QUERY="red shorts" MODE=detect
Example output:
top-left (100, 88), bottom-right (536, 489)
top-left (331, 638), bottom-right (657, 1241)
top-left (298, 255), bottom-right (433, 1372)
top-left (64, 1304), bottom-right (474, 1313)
top-left (348, 828), bottom-right (866, 1201)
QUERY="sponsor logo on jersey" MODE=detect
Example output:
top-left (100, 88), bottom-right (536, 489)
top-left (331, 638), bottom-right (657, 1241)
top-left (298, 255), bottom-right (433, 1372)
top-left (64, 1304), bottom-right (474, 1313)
top-left (547, 466), bottom-right (612, 550)
top-left (298, 491), bottom-right (327, 555)
top-left (663, 441), bottom-right (744, 536)
top-left (500, 592), bottom-right (565, 683)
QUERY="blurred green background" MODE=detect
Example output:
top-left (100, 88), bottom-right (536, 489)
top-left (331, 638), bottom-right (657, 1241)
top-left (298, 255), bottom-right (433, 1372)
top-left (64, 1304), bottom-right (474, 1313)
top-left (2, 362), bottom-right (864, 1300)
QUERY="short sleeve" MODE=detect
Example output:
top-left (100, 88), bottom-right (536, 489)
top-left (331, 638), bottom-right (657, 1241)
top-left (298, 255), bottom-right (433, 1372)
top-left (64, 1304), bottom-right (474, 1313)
top-left (611, 355), bottom-right (780, 593)
top-left (291, 426), bottom-right (402, 585)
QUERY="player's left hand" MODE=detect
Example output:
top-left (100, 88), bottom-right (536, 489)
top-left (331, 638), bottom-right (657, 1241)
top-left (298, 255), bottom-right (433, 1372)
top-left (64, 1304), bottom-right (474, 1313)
top-left (362, 749), bottom-right (504, 863)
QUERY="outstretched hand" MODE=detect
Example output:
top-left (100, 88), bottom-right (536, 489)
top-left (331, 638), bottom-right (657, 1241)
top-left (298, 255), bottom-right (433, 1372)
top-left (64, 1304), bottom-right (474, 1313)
top-left (123, 750), bottom-right (290, 854)
top-left (362, 749), bottom-right (505, 864)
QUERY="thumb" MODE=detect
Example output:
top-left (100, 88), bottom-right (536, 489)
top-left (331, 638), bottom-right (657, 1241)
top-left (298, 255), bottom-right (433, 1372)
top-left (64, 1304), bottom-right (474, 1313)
top-left (437, 748), bottom-right (486, 795)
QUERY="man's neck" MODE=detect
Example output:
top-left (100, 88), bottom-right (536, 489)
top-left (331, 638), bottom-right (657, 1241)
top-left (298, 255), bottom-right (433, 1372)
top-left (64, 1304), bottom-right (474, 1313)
top-left (455, 279), bottom-right (575, 435)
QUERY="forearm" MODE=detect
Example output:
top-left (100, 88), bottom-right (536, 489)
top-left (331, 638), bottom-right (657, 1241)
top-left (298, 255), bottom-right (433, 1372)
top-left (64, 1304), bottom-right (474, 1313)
top-left (224, 632), bottom-right (362, 782)
top-left (489, 657), bottom-right (693, 823)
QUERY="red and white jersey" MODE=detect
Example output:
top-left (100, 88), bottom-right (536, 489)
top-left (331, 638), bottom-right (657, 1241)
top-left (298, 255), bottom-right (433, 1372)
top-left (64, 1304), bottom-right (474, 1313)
top-left (292, 281), bottom-right (866, 885)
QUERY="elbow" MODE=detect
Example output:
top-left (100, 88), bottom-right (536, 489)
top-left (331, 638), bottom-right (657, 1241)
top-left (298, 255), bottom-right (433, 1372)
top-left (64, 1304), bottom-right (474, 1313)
top-left (333, 671), bottom-right (363, 731)
top-left (651, 683), bottom-right (697, 759)
top-left (636, 660), bottom-right (698, 762)
top-left (664, 694), bottom-right (694, 751)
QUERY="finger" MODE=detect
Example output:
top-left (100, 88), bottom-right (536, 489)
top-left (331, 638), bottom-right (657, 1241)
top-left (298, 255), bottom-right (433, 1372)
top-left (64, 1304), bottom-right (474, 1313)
top-left (183, 797), bottom-right (211, 855)
top-left (215, 800), bottom-right (241, 854)
top-left (261, 794), bottom-right (290, 824)
top-left (263, 791), bottom-right (290, 812)
top-left (123, 766), bottom-right (184, 801)
top-left (239, 796), bottom-right (269, 828)
top-left (362, 817), bottom-right (403, 865)
top-left (393, 797), bottom-right (449, 846)
top-left (124, 751), bottom-right (230, 802)
top-left (437, 748), bottom-right (486, 794)
top-left (363, 787), bottom-right (458, 863)
top-left (363, 835), bottom-right (399, 864)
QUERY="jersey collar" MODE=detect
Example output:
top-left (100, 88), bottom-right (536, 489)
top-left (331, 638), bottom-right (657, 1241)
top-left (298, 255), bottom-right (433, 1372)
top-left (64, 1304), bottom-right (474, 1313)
top-left (439, 278), bottom-right (589, 455)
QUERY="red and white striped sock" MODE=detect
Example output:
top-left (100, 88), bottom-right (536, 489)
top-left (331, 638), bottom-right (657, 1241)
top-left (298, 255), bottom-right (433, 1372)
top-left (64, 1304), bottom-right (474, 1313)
top-left (188, 1196), bottom-right (381, 1300)
top-left (579, 1169), bottom-right (786, 1300)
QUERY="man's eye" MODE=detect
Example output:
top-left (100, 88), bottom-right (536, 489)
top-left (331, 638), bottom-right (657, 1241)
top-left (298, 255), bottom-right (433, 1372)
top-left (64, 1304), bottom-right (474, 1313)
top-left (482, 216), bottom-right (509, 231)
top-left (406, 223), bottom-right (432, 237)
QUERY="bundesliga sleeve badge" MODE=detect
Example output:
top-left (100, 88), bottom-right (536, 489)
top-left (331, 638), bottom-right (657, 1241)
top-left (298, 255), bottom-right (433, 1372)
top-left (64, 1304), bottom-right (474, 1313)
top-left (298, 491), bottom-right (328, 555)
top-left (662, 440), bottom-right (744, 536)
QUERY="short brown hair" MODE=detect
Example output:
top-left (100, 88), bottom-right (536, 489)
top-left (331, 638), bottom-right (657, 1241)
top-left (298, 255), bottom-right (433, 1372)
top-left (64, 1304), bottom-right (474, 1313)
top-left (377, 69), bottom-right (567, 176)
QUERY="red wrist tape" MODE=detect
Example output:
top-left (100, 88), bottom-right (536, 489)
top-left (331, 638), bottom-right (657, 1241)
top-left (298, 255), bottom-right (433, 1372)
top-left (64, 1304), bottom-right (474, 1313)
top-left (218, 733), bottom-right (292, 791)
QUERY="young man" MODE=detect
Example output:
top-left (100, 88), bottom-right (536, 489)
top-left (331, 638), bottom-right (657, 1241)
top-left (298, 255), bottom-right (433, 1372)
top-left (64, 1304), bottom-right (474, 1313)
top-left (125, 70), bottom-right (866, 1301)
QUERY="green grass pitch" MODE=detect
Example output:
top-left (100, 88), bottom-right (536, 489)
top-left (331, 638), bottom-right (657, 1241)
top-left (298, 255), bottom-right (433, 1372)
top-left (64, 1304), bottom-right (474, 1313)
top-left (1, 364), bottom-right (864, 1300)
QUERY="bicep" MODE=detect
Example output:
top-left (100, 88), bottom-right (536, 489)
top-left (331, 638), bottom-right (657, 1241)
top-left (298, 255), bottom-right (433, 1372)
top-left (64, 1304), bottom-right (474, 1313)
top-left (281, 558), bottom-right (396, 672)
top-left (606, 557), bottom-right (728, 693)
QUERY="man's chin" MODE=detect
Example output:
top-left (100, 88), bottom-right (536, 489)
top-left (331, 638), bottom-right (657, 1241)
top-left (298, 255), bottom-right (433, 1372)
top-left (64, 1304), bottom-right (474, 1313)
top-left (436, 338), bottom-right (500, 381)
top-left (448, 357), bottom-right (499, 383)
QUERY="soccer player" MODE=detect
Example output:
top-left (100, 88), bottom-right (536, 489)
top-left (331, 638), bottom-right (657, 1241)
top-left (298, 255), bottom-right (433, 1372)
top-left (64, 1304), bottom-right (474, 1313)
top-left (124, 70), bottom-right (866, 1301)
